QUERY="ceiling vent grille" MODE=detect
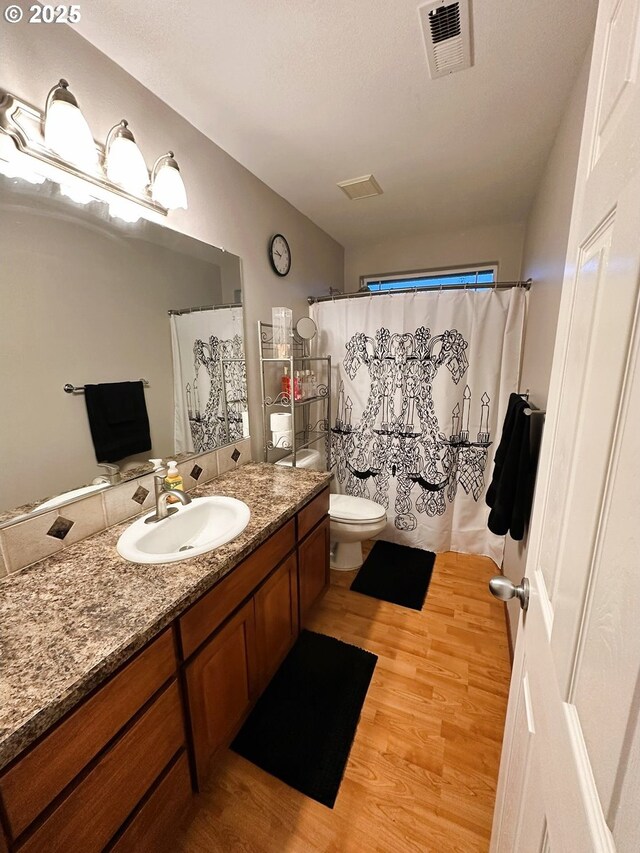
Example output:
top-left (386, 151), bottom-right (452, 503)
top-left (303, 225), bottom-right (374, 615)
top-left (419, 0), bottom-right (472, 79)
top-left (337, 174), bottom-right (383, 200)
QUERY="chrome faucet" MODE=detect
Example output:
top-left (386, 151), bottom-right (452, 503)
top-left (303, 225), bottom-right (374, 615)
top-left (145, 473), bottom-right (192, 524)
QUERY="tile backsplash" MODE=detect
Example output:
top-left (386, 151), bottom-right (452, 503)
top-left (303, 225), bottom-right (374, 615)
top-left (0, 440), bottom-right (251, 579)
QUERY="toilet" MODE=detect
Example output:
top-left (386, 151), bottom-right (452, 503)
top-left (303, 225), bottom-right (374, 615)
top-left (275, 450), bottom-right (387, 570)
top-left (328, 494), bottom-right (387, 570)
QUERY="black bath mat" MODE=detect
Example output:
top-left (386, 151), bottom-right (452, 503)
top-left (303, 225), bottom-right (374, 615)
top-left (231, 630), bottom-right (377, 808)
top-left (350, 540), bottom-right (436, 610)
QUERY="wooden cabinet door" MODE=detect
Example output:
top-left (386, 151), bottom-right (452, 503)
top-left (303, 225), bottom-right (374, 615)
top-left (254, 553), bottom-right (299, 691)
top-left (298, 515), bottom-right (330, 626)
top-left (185, 599), bottom-right (257, 787)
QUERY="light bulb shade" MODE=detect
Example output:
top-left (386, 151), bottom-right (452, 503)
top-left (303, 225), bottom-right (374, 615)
top-left (106, 134), bottom-right (149, 193)
top-left (109, 199), bottom-right (142, 223)
top-left (44, 81), bottom-right (98, 171)
top-left (152, 153), bottom-right (187, 210)
top-left (0, 156), bottom-right (46, 185)
top-left (59, 181), bottom-right (94, 205)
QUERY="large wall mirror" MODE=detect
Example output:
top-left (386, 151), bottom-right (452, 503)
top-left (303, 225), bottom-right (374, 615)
top-left (0, 174), bottom-right (248, 516)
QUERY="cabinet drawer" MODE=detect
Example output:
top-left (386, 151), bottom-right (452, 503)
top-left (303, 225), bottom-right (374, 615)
top-left (0, 629), bottom-right (176, 839)
top-left (109, 751), bottom-right (192, 853)
top-left (180, 519), bottom-right (295, 659)
top-left (20, 682), bottom-right (184, 853)
top-left (297, 488), bottom-right (329, 541)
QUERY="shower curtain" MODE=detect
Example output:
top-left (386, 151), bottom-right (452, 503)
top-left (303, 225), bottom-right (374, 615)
top-left (311, 288), bottom-right (526, 564)
top-left (170, 306), bottom-right (246, 454)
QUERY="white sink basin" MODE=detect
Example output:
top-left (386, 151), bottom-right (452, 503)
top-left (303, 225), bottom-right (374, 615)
top-left (117, 496), bottom-right (251, 564)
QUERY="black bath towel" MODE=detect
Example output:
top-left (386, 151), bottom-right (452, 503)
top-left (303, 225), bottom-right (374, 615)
top-left (84, 381), bottom-right (151, 463)
top-left (486, 393), bottom-right (532, 540)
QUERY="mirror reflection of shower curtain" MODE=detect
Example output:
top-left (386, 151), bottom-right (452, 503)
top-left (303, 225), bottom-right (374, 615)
top-left (170, 307), bottom-right (247, 454)
top-left (311, 288), bottom-right (526, 565)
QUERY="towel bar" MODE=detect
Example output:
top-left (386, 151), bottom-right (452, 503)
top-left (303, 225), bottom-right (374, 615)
top-left (63, 379), bottom-right (149, 394)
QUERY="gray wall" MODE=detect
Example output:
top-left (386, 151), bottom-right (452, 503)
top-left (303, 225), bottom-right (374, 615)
top-left (1, 21), bottom-right (345, 468)
top-left (343, 221), bottom-right (526, 292)
top-left (502, 46), bottom-right (592, 645)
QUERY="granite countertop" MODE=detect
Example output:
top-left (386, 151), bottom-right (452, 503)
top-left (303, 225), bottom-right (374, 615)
top-left (0, 463), bottom-right (331, 771)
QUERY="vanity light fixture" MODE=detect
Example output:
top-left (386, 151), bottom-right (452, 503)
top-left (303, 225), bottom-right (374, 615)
top-left (0, 82), bottom-right (188, 219)
top-left (43, 79), bottom-right (98, 171)
top-left (151, 152), bottom-right (188, 210)
top-left (104, 119), bottom-right (149, 194)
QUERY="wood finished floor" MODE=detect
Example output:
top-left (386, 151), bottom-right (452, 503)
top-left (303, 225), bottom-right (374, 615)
top-left (176, 547), bottom-right (512, 853)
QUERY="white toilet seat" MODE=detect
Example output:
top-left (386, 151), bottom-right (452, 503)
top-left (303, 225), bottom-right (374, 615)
top-left (329, 494), bottom-right (386, 524)
top-left (329, 494), bottom-right (387, 571)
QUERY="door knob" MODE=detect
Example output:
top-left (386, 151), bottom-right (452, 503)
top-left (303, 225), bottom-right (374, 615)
top-left (489, 575), bottom-right (529, 611)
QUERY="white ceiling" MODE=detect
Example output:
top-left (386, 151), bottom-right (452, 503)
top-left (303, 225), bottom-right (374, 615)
top-left (77, 0), bottom-right (598, 248)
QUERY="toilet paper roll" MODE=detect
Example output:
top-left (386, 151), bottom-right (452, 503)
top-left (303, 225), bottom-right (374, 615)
top-left (270, 412), bottom-right (292, 431)
top-left (272, 429), bottom-right (292, 448)
top-left (241, 411), bottom-right (250, 437)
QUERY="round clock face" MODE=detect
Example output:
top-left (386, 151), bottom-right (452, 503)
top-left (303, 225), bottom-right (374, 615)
top-left (269, 234), bottom-right (291, 276)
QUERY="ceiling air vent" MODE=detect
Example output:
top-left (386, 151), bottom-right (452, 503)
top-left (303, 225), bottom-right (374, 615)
top-left (419, 0), bottom-right (472, 79)
top-left (337, 174), bottom-right (383, 201)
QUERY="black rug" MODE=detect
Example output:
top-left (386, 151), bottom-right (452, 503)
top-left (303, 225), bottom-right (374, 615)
top-left (350, 540), bottom-right (436, 610)
top-left (231, 630), bottom-right (377, 808)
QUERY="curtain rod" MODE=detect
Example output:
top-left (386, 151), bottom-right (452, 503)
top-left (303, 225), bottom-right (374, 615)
top-left (168, 302), bottom-right (242, 316)
top-left (307, 279), bottom-right (532, 305)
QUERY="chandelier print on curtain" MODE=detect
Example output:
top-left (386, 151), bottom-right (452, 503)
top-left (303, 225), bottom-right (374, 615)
top-left (311, 288), bottom-right (526, 563)
top-left (332, 325), bottom-right (492, 527)
top-left (170, 306), bottom-right (247, 454)
top-left (187, 332), bottom-right (246, 451)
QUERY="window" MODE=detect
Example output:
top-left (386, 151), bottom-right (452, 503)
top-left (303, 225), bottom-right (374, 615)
top-left (361, 265), bottom-right (497, 292)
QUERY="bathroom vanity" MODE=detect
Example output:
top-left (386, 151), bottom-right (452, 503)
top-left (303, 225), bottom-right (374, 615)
top-left (0, 464), bottom-right (331, 852)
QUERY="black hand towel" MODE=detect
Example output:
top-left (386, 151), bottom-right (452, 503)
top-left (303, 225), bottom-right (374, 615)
top-left (84, 381), bottom-right (151, 463)
top-left (486, 393), bottom-right (532, 540)
top-left (486, 393), bottom-right (522, 508)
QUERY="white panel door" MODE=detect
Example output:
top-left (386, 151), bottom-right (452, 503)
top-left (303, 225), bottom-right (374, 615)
top-left (491, 1), bottom-right (640, 850)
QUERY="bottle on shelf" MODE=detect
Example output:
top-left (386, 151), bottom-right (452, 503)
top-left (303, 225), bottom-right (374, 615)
top-left (310, 369), bottom-right (318, 397)
top-left (294, 371), bottom-right (302, 401)
top-left (281, 365), bottom-right (291, 400)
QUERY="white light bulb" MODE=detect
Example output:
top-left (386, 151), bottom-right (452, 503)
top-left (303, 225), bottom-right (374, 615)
top-left (44, 99), bottom-right (98, 171)
top-left (106, 136), bottom-right (149, 194)
top-left (0, 157), bottom-right (46, 185)
top-left (152, 160), bottom-right (187, 210)
top-left (59, 181), bottom-right (94, 205)
top-left (108, 199), bottom-right (142, 223)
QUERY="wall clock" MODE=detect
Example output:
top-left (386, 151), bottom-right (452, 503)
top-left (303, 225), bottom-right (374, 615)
top-left (268, 234), bottom-right (291, 277)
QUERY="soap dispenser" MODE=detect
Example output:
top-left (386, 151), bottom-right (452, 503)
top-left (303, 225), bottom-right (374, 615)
top-left (164, 460), bottom-right (184, 504)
